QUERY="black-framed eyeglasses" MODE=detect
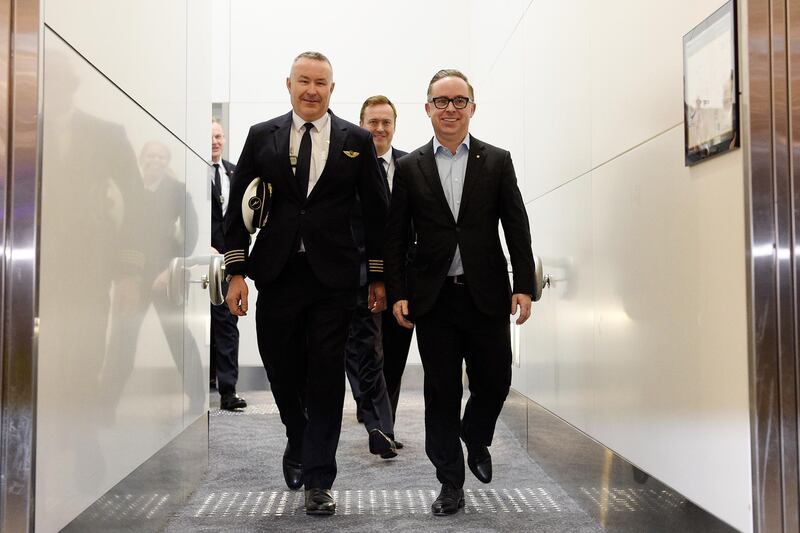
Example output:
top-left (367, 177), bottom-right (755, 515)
top-left (429, 96), bottom-right (472, 109)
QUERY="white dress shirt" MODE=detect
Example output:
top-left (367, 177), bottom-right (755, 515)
top-left (209, 159), bottom-right (231, 215)
top-left (290, 111), bottom-right (330, 196)
top-left (378, 146), bottom-right (396, 192)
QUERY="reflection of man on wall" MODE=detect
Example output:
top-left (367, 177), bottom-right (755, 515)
top-left (210, 120), bottom-right (246, 410)
top-left (102, 140), bottom-right (202, 415)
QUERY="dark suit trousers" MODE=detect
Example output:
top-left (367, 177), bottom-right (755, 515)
top-left (344, 285), bottom-right (394, 436)
top-left (415, 280), bottom-right (512, 488)
top-left (381, 309), bottom-right (414, 423)
top-left (211, 279), bottom-right (240, 395)
top-left (255, 253), bottom-right (356, 489)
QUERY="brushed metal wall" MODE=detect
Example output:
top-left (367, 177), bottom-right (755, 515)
top-left (744, 0), bottom-right (800, 530)
top-left (0, 0), bottom-right (41, 531)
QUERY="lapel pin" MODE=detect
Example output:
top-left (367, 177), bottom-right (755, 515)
top-left (343, 150), bottom-right (360, 158)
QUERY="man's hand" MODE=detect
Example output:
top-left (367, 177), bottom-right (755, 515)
top-left (511, 293), bottom-right (532, 325)
top-left (393, 300), bottom-right (414, 329)
top-left (226, 275), bottom-right (249, 316)
top-left (368, 281), bottom-right (386, 313)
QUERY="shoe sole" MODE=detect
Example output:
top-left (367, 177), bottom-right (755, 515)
top-left (432, 498), bottom-right (465, 516)
top-left (369, 432), bottom-right (397, 459)
top-left (305, 508), bottom-right (335, 516)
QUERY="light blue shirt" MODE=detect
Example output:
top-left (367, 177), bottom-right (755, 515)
top-left (433, 134), bottom-right (470, 276)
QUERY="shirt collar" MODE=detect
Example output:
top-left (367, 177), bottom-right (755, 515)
top-left (292, 110), bottom-right (329, 133)
top-left (377, 146), bottom-right (393, 161)
top-left (433, 134), bottom-right (470, 156)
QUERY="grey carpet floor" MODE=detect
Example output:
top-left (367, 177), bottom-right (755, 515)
top-left (164, 390), bottom-right (604, 533)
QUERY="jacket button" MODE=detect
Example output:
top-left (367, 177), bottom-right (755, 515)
top-left (456, 227), bottom-right (461, 232)
top-left (300, 209), bottom-right (306, 215)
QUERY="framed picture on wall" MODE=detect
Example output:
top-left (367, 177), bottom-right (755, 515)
top-left (683, 0), bottom-right (739, 166)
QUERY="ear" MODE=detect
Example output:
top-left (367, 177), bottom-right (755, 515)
top-left (285, 77), bottom-right (291, 92)
top-left (468, 102), bottom-right (476, 117)
top-left (330, 81), bottom-right (335, 95)
top-left (425, 102), bottom-right (432, 117)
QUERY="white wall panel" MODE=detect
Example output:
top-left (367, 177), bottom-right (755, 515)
top-left (590, 128), bottom-right (750, 531)
top-left (44, 0), bottom-right (188, 140)
top-left (187, 0), bottom-right (213, 157)
top-left (588, 0), bottom-right (731, 165)
top-left (185, 152), bottom-right (212, 422)
top-left (37, 30), bottom-right (197, 531)
top-left (468, 0), bottom-right (530, 90)
top-left (520, 176), bottom-right (595, 430)
top-left (211, 0), bottom-right (231, 102)
top-left (523, 0), bottom-right (591, 200)
top-left (229, 1), bottom-right (470, 104)
top-left (472, 26), bottom-right (526, 195)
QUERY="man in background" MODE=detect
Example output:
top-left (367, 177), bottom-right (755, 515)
top-left (345, 96), bottom-right (413, 455)
top-left (211, 119), bottom-right (246, 411)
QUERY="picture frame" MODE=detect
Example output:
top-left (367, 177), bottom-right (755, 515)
top-left (683, 0), bottom-right (739, 166)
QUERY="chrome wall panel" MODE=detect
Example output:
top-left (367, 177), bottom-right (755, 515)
top-left (44, 0), bottom-right (189, 145)
top-left (36, 30), bottom-right (198, 532)
top-left (744, 0), bottom-right (800, 529)
top-left (1, 0), bottom-right (40, 530)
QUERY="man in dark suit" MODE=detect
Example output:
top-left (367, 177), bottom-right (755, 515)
top-left (224, 51), bottom-right (388, 516)
top-left (211, 120), bottom-right (246, 411)
top-left (384, 69), bottom-right (535, 516)
top-left (345, 95), bottom-right (410, 458)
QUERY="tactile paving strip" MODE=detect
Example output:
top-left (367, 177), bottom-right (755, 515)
top-left (192, 488), bottom-right (563, 517)
top-left (79, 493), bottom-right (172, 522)
top-left (579, 487), bottom-right (685, 512)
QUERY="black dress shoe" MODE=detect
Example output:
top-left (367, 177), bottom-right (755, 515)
top-left (393, 439), bottom-right (404, 450)
top-left (220, 393), bottom-right (247, 410)
top-left (368, 429), bottom-right (397, 459)
top-left (304, 488), bottom-right (336, 515)
top-left (431, 484), bottom-right (464, 516)
top-left (466, 443), bottom-right (492, 483)
top-left (282, 444), bottom-right (303, 491)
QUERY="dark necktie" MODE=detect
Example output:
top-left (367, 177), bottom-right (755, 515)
top-left (378, 157), bottom-right (390, 193)
top-left (213, 163), bottom-right (222, 204)
top-left (296, 122), bottom-right (314, 196)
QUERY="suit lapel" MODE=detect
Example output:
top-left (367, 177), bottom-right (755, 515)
top-left (458, 136), bottom-right (486, 222)
top-left (417, 140), bottom-right (456, 225)
top-left (272, 112), bottom-right (300, 199)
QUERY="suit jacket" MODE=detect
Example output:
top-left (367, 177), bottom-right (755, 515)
top-left (224, 110), bottom-right (388, 291)
top-left (352, 146), bottom-right (408, 286)
top-left (384, 135), bottom-right (534, 318)
top-left (212, 158), bottom-right (235, 253)
top-left (148, 174), bottom-right (199, 278)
